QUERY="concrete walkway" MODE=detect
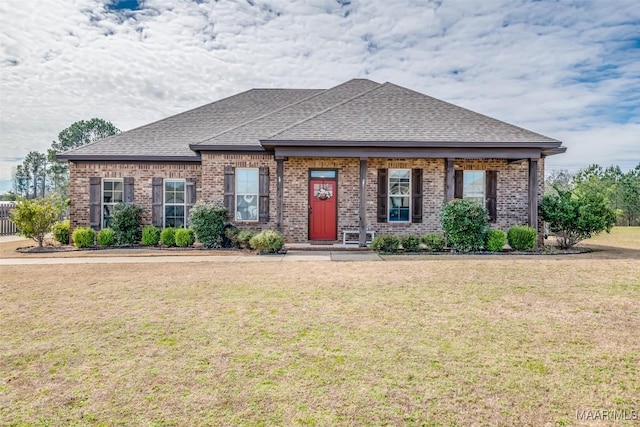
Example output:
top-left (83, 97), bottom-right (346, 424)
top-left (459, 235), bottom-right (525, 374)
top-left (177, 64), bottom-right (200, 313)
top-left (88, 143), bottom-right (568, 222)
top-left (0, 250), bottom-right (381, 265)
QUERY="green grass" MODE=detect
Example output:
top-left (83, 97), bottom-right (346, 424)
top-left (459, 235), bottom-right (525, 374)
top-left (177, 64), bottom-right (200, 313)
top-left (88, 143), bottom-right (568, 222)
top-left (0, 228), bottom-right (639, 426)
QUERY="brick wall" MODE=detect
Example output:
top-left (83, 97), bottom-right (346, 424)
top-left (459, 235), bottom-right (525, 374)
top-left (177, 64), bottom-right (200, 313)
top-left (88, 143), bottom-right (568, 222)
top-left (69, 156), bottom-right (545, 242)
top-left (68, 162), bottom-right (202, 231)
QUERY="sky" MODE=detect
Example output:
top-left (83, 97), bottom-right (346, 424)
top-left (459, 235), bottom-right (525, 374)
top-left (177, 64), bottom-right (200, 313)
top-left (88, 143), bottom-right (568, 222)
top-left (1, 0), bottom-right (639, 194)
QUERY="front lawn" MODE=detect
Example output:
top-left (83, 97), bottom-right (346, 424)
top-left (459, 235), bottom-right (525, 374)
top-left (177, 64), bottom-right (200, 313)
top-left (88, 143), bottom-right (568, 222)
top-left (1, 228), bottom-right (639, 426)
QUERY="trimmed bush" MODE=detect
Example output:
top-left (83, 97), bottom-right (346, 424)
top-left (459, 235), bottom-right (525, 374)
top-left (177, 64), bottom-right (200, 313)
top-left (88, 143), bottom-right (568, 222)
top-left (400, 234), bottom-right (421, 252)
top-left (141, 225), bottom-right (161, 246)
top-left (485, 229), bottom-right (506, 252)
top-left (160, 227), bottom-right (177, 247)
top-left (440, 199), bottom-right (489, 252)
top-left (72, 226), bottom-right (95, 248)
top-left (370, 235), bottom-right (400, 253)
top-left (249, 229), bottom-right (284, 254)
top-left (189, 202), bottom-right (227, 248)
top-left (111, 202), bottom-right (144, 245)
top-left (52, 220), bottom-right (70, 245)
top-left (237, 230), bottom-right (257, 249)
top-left (422, 233), bottom-right (446, 251)
top-left (97, 228), bottom-right (116, 246)
top-left (507, 225), bottom-right (537, 251)
top-left (175, 228), bottom-right (195, 247)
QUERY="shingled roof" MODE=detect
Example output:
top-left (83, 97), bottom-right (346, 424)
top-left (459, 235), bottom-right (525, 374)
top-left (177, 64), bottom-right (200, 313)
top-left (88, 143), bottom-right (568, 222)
top-left (58, 79), bottom-right (561, 161)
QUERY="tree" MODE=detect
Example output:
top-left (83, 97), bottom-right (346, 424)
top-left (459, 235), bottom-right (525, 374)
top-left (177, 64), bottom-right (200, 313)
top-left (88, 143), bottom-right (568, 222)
top-left (9, 195), bottom-right (66, 248)
top-left (11, 165), bottom-right (31, 198)
top-left (545, 169), bottom-right (574, 195)
top-left (22, 151), bottom-right (47, 199)
top-left (540, 187), bottom-right (616, 249)
top-left (48, 118), bottom-right (120, 198)
top-left (620, 164), bottom-right (640, 226)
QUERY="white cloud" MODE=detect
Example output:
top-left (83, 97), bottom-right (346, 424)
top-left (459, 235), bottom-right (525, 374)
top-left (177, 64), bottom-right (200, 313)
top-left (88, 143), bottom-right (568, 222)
top-left (0, 0), bottom-right (638, 192)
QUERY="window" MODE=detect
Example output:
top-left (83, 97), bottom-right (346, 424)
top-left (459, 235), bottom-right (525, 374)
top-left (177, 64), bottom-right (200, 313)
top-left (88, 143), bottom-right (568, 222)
top-left (388, 169), bottom-right (410, 222)
top-left (164, 180), bottom-right (185, 227)
top-left (463, 171), bottom-right (485, 204)
top-left (103, 179), bottom-right (123, 228)
top-left (235, 168), bottom-right (259, 221)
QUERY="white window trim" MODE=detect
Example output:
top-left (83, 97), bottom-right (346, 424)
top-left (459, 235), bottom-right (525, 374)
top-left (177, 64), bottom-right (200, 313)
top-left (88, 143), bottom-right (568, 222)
top-left (462, 170), bottom-right (485, 203)
top-left (102, 178), bottom-right (123, 229)
top-left (388, 168), bottom-right (411, 223)
top-left (164, 179), bottom-right (186, 228)
top-left (235, 167), bottom-right (259, 222)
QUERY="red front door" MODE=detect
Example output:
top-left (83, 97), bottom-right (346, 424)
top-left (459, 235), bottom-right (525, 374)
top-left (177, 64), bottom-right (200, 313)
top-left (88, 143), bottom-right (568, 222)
top-left (309, 179), bottom-right (337, 240)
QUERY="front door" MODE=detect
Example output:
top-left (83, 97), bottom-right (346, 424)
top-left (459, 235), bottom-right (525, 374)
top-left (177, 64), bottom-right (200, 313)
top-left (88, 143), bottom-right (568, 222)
top-left (309, 172), bottom-right (337, 240)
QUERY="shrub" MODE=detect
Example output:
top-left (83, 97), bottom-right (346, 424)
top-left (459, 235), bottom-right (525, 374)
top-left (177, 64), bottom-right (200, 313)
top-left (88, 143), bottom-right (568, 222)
top-left (52, 220), bottom-right (70, 245)
top-left (370, 235), bottom-right (400, 253)
top-left (160, 227), bottom-right (177, 247)
top-left (9, 195), bottom-right (66, 248)
top-left (440, 199), bottom-right (489, 252)
top-left (249, 229), bottom-right (284, 254)
top-left (400, 234), bottom-right (421, 252)
top-left (507, 225), bottom-right (537, 251)
top-left (141, 225), bottom-right (161, 246)
top-left (485, 229), bottom-right (506, 252)
top-left (422, 233), bottom-right (446, 251)
top-left (189, 202), bottom-right (227, 248)
top-left (72, 226), bottom-right (95, 248)
top-left (223, 225), bottom-right (239, 248)
top-left (111, 202), bottom-right (143, 245)
top-left (237, 230), bottom-right (257, 249)
top-left (97, 228), bottom-right (116, 246)
top-left (540, 187), bottom-right (616, 249)
top-left (175, 228), bottom-right (195, 247)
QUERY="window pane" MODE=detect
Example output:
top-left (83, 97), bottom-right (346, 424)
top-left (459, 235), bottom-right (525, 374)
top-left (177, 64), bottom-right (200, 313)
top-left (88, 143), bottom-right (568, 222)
top-left (174, 192), bottom-right (184, 203)
top-left (390, 170), bottom-right (410, 179)
top-left (112, 191), bottom-right (123, 203)
top-left (104, 191), bottom-right (112, 203)
top-left (112, 181), bottom-right (123, 191)
top-left (165, 206), bottom-right (175, 217)
top-left (173, 181), bottom-right (185, 192)
top-left (104, 181), bottom-right (113, 191)
top-left (236, 195), bottom-right (258, 221)
top-left (165, 181), bottom-right (176, 191)
top-left (310, 170), bottom-right (336, 179)
top-left (236, 168), bottom-right (259, 195)
top-left (389, 182), bottom-right (410, 195)
top-left (463, 171), bottom-right (485, 199)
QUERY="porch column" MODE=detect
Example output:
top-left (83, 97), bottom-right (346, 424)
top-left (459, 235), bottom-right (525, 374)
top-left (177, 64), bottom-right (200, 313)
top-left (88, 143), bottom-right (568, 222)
top-left (528, 158), bottom-right (539, 234)
top-left (276, 158), bottom-right (284, 233)
top-left (445, 158), bottom-right (455, 201)
top-left (359, 158), bottom-right (368, 247)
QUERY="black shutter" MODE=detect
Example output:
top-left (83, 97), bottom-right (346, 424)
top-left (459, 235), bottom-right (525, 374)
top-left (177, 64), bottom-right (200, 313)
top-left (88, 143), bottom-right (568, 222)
top-left (259, 166), bottom-right (269, 223)
top-left (377, 169), bottom-right (388, 223)
top-left (454, 170), bottom-right (463, 199)
top-left (412, 168), bottom-right (423, 223)
top-left (152, 177), bottom-right (163, 227)
top-left (185, 178), bottom-right (196, 226)
top-left (485, 170), bottom-right (497, 223)
top-left (123, 177), bottom-right (134, 203)
top-left (89, 177), bottom-right (101, 231)
top-left (224, 166), bottom-right (235, 219)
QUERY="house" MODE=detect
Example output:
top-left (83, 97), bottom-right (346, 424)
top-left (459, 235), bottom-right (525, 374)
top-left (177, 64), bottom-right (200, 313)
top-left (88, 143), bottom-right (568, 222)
top-left (57, 79), bottom-right (566, 246)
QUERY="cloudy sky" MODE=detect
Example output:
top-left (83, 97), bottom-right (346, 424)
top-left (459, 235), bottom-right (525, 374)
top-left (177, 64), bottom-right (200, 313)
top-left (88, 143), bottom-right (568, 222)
top-left (1, 0), bottom-right (638, 193)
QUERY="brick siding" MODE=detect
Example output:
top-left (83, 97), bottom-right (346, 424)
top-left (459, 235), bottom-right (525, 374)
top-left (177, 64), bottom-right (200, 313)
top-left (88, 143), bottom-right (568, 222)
top-left (69, 156), bottom-right (545, 242)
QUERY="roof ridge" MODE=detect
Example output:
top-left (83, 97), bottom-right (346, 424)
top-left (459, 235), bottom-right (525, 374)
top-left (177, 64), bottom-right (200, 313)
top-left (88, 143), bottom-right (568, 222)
top-left (266, 81), bottom-right (386, 141)
top-left (193, 79), bottom-right (379, 145)
top-left (192, 87), bottom-right (334, 145)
